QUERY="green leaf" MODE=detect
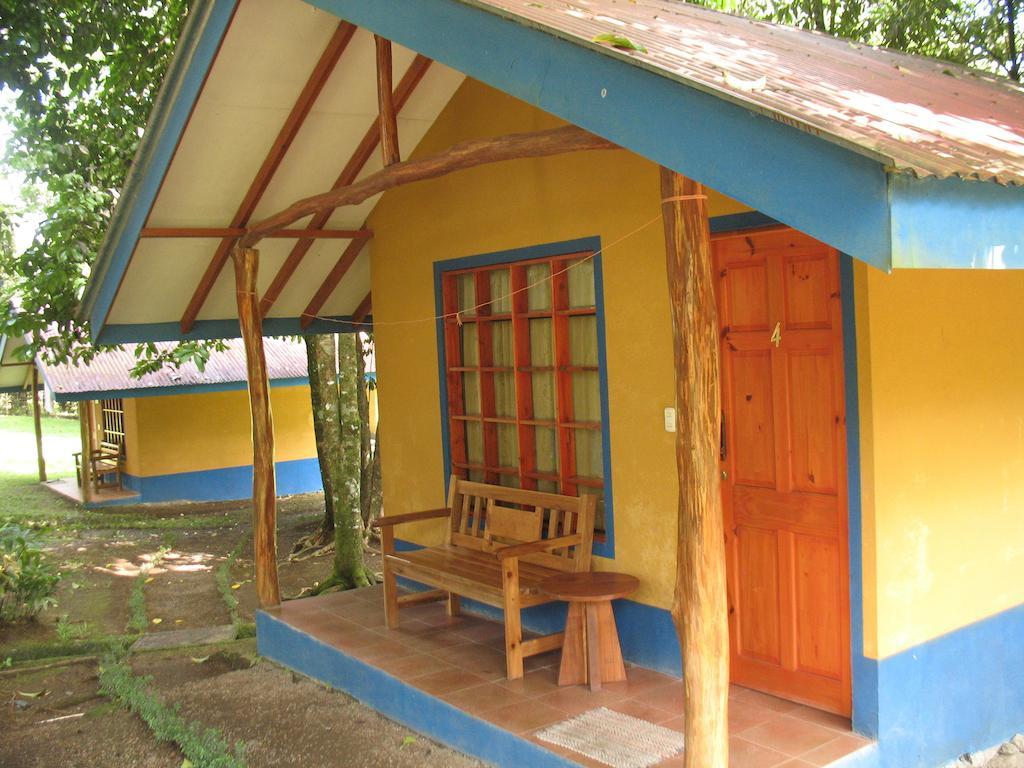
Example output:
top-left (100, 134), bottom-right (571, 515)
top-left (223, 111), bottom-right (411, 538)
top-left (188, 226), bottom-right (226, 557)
top-left (591, 33), bottom-right (648, 53)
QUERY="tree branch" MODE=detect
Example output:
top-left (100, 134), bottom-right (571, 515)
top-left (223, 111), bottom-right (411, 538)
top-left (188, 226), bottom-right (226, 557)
top-left (240, 125), bottom-right (617, 248)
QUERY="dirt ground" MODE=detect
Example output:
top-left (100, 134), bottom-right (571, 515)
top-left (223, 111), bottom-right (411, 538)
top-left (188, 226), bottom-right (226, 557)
top-left (0, 491), bottom-right (477, 768)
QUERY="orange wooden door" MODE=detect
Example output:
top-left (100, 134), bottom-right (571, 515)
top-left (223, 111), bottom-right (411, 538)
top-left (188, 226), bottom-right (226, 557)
top-left (713, 228), bottom-right (851, 716)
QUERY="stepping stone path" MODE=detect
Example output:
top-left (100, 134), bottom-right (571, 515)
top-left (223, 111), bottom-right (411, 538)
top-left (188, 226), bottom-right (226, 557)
top-left (132, 625), bottom-right (237, 652)
top-left (952, 735), bottom-right (1024, 768)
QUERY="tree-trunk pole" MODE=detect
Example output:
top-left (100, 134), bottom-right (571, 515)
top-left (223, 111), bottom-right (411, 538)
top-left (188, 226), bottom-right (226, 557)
top-left (32, 367), bottom-right (46, 482)
top-left (660, 167), bottom-right (729, 768)
top-left (374, 36), bottom-right (401, 167)
top-left (233, 246), bottom-right (281, 607)
top-left (79, 401), bottom-right (92, 504)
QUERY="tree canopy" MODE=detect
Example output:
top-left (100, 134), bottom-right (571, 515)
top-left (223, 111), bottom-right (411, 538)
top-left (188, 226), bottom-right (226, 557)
top-left (0, 1), bottom-right (199, 370)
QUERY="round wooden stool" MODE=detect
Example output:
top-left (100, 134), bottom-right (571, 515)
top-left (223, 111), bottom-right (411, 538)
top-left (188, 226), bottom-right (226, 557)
top-left (541, 571), bottom-right (639, 691)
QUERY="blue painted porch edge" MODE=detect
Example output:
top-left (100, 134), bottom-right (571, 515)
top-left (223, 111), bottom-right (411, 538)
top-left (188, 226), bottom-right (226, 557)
top-left (256, 611), bottom-right (578, 768)
top-left (121, 456), bottom-right (322, 504)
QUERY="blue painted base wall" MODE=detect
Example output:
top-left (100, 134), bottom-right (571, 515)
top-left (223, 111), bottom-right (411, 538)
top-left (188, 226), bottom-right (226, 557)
top-left (257, 611), bottom-right (577, 767)
top-left (122, 457), bottom-right (322, 504)
top-left (868, 601), bottom-right (1024, 768)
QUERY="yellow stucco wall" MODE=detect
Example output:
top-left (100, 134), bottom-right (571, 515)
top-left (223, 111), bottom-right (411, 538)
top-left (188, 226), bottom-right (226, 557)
top-left (856, 265), bottom-right (1024, 658)
top-left (369, 77), bottom-right (1024, 657)
top-left (128, 385), bottom-right (316, 477)
top-left (369, 79), bottom-right (745, 608)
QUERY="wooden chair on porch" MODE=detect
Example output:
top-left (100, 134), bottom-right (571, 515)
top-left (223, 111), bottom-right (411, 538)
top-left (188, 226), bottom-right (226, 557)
top-left (374, 475), bottom-right (597, 679)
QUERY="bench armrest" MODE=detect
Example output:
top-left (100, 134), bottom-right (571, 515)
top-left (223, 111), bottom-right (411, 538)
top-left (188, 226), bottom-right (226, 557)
top-left (373, 507), bottom-right (451, 528)
top-left (496, 534), bottom-right (583, 561)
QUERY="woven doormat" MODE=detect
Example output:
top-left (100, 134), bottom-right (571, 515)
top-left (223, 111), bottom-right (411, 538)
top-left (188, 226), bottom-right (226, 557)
top-left (536, 707), bottom-right (684, 768)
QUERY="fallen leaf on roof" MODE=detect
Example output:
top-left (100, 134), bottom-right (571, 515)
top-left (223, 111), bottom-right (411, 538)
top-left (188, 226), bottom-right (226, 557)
top-left (592, 33), bottom-right (648, 53)
top-left (723, 71), bottom-right (767, 91)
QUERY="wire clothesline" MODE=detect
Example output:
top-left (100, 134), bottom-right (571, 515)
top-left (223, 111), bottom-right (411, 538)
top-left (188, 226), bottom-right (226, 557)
top-left (299, 200), bottom-right (699, 329)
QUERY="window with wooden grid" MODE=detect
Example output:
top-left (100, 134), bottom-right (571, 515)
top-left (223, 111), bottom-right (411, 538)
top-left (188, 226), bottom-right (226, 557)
top-left (100, 399), bottom-right (125, 451)
top-left (441, 252), bottom-right (608, 533)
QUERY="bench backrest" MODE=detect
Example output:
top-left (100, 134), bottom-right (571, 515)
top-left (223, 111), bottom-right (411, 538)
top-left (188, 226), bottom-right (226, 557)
top-left (445, 475), bottom-right (596, 573)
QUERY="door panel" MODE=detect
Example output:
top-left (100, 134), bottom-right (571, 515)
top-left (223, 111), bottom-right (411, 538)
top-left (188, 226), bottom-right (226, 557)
top-left (787, 350), bottom-right (839, 494)
top-left (735, 526), bottom-right (782, 664)
top-left (715, 228), bottom-right (851, 716)
top-left (729, 352), bottom-right (776, 487)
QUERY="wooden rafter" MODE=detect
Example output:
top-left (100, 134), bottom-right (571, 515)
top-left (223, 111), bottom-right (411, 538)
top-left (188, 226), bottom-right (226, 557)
top-left (140, 227), bottom-right (371, 239)
top-left (243, 126), bottom-right (618, 248)
top-left (260, 53), bottom-right (431, 317)
top-left (299, 237), bottom-right (370, 328)
top-left (351, 292), bottom-right (373, 324)
top-left (179, 21), bottom-right (357, 334)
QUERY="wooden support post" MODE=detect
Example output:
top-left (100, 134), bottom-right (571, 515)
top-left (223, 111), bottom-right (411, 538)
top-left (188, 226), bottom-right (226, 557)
top-left (375, 36), bottom-right (400, 167)
top-left (78, 401), bottom-right (92, 504)
top-left (660, 167), bottom-right (729, 768)
top-left (32, 367), bottom-right (46, 482)
top-left (232, 246), bottom-right (281, 608)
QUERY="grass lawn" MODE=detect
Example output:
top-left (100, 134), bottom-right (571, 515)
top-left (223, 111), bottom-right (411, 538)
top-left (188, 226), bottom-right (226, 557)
top-left (0, 414), bottom-right (82, 525)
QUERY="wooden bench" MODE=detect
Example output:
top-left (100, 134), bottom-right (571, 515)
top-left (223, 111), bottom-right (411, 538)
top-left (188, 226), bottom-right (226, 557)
top-left (75, 441), bottom-right (124, 492)
top-left (375, 476), bottom-right (597, 679)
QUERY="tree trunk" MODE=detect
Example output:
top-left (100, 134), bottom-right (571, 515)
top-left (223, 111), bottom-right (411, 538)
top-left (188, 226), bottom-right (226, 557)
top-left (32, 367), bottom-right (46, 482)
top-left (307, 332), bottom-right (374, 593)
top-left (305, 334), bottom-right (336, 538)
top-left (369, 422), bottom-right (383, 524)
top-left (660, 167), bottom-right (730, 768)
top-left (330, 332), bottom-right (373, 588)
top-left (357, 335), bottom-right (373, 528)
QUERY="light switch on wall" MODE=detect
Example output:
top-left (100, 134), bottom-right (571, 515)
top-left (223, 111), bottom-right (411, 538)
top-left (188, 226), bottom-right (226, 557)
top-left (664, 407), bottom-right (676, 432)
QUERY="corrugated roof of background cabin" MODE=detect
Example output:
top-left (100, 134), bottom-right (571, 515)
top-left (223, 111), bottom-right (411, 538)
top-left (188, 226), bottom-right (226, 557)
top-left (38, 338), bottom-right (308, 396)
top-left (471, 0), bottom-right (1024, 184)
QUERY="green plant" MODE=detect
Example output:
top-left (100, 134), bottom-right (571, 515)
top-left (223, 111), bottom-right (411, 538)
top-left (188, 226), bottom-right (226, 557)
top-left (55, 614), bottom-right (91, 642)
top-left (99, 657), bottom-right (247, 768)
top-left (126, 545), bottom-right (171, 634)
top-left (215, 538), bottom-right (245, 631)
top-left (0, 524), bottom-right (60, 621)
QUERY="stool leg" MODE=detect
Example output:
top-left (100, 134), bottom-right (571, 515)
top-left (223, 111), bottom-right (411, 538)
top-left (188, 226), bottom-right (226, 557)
top-left (586, 603), bottom-right (602, 691)
top-left (558, 602), bottom-right (588, 686)
top-left (593, 600), bottom-right (627, 685)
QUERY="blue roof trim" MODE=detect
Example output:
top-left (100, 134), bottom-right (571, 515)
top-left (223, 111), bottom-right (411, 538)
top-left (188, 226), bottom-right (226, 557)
top-left (52, 375), bottom-right (309, 404)
top-left (306, 0), bottom-right (892, 270)
top-left (80, 0), bottom-right (239, 337)
top-left (96, 315), bottom-right (359, 344)
top-left (890, 174), bottom-right (1024, 268)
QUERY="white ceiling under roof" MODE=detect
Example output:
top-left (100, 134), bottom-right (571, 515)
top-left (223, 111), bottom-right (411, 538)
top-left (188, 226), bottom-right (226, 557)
top-left (108, 0), bottom-right (464, 329)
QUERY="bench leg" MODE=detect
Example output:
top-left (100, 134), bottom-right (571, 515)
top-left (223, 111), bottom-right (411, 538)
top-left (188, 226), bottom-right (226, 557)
top-left (446, 592), bottom-right (461, 617)
top-left (383, 566), bottom-right (400, 629)
top-left (502, 559), bottom-right (524, 680)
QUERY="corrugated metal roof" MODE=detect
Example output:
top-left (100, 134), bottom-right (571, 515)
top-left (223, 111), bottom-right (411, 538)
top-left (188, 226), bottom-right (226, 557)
top-left (468, 0), bottom-right (1024, 184)
top-left (38, 338), bottom-right (308, 397)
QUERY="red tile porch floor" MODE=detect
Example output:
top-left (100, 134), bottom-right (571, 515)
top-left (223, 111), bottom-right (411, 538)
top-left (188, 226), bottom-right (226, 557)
top-left (265, 585), bottom-right (872, 768)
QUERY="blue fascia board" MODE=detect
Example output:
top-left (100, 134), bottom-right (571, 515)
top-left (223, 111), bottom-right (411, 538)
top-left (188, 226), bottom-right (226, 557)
top-left (890, 174), bottom-right (1024, 268)
top-left (95, 315), bottom-right (359, 345)
top-left (51, 375), bottom-right (308, 404)
top-left (80, 0), bottom-right (240, 338)
top-left (305, 0), bottom-right (893, 271)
